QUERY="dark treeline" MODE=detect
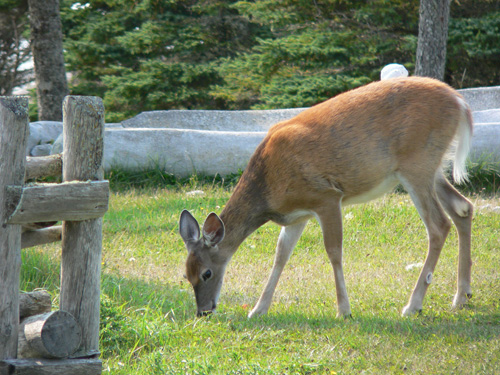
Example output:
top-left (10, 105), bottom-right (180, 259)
top-left (2, 0), bottom-right (500, 121)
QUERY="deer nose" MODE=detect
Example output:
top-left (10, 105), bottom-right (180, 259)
top-left (197, 310), bottom-right (213, 317)
top-left (197, 302), bottom-right (217, 317)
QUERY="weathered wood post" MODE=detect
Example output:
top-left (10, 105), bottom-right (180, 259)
top-left (0, 97), bottom-right (29, 359)
top-left (60, 96), bottom-right (105, 357)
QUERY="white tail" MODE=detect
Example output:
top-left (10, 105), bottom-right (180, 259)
top-left (452, 97), bottom-right (473, 184)
top-left (179, 77), bottom-right (474, 318)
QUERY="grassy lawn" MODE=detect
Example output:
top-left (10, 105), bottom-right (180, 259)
top-left (21, 183), bottom-right (500, 374)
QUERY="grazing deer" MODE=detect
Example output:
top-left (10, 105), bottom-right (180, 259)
top-left (179, 77), bottom-right (473, 318)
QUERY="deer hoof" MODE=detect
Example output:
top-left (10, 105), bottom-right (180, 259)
top-left (452, 291), bottom-right (472, 309)
top-left (401, 304), bottom-right (422, 317)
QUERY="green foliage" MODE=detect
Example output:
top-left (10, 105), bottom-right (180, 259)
top-left (0, 0), bottom-right (31, 95)
top-left (61, 0), bottom-right (265, 120)
top-left (59, 0), bottom-right (500, 121)
top-left (447, 11), bottom-right (500, 87)
top-left (208, 0), bottom-right (420, 109)
top-left (106, 167), bottom-right (242, 191)
top-left (464, 155), bottom-right (500, 195)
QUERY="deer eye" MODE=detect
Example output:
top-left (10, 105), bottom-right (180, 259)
top-left (202, 269), bottom-right (212, 282)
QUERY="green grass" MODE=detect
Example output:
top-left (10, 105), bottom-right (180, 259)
top-left (20, 179), bottom-right (500, 374)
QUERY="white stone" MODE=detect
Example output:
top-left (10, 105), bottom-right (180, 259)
top-left (30, 143), bottom-right (53, 156)
top-left (470, 123), bottom-right (500, 163)
top-left (102, 128), bottom-right (266, 177)
top-left (121, 108), bottom-right (306, 131)
top-left (29, 82), bottom-right (499, 178)
top-left (459, 85), bottom-right (500, 111)
top-left (380, 64), bottom-right (409, 80)
top-left (27, 121), bottom-right (62, 155)
top-left (472, 109), bottom-right (500, 124)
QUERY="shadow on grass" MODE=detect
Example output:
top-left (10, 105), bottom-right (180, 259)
top-left (222, 302), bottom-right (500, 341)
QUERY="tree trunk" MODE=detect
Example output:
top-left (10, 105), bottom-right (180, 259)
top-left (28, 0), bottom-right (68, 121)
top-left (414, 0), bottom-right (451, 80)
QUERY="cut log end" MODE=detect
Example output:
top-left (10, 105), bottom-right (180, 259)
top-left (19, 310), bottom-right (82, 359)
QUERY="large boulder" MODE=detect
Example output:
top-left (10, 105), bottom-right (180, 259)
top-left (27, 81), bottom-right (499, 177)
top-left (459, 86), bottom-right (500, 111)
top-left (102, 128), bottom-right (266, 177)
top-left (473, 109), bottom-right (500, 124)
top-left (121, 108), bottom-right (306, 131)
top-left (27, 121), bottom-right (63, 156)
top-left (471, 123), bottom-right (500, 163)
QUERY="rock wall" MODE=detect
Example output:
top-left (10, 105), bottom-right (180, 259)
top-left (26, 85), bottom-right (500, 178)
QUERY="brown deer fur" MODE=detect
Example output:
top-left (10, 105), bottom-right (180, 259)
top-left (179, 76), bottom-right (473, 318)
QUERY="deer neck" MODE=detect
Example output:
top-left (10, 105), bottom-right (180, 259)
top-left (218, 167), bottom-right (270, 256)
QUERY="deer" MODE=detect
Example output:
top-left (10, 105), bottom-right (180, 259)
top-left (179, 76), bottom-right (473, 318)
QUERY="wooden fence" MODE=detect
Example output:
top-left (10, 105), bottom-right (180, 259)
top-left (0, 96), bottom-right (108, 374)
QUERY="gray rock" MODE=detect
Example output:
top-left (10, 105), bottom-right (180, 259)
top-left (121, 108), bottom-right (306, 131)
top-left (27, 121), bottom-right (63, 155)
top-left (459, 86), bottom-right (500, 111)
top-left (470, 123), bottom-right (500, 163)
top-left (50, 133), bottom-right (64, 155)
top-left (35, 82), bottom-right (500, 178)
top-left (472, 109), bottom-right (500, 124)
top-left (47, 120), bottom-right (500, 178)
top-left (103, 128), bottom-right (266, 177)
top-left (30, 143), bottom-right (53, 156)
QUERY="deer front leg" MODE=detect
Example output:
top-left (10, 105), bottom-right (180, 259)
top-left (249, 221), bottom-right (307, 318)
top-left (316, 202), bottom-right (351, 318)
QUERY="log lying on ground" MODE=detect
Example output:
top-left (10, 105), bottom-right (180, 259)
top-left (18, 310), bottom-right (82, 359)
top-left (19, 291), bottom-right (51, 320)
top-left (0, 358), bottom-right (102, 375)
top-left (21, 225), bottom-right (62, 249)
top-left (25, 154), bottom-right (62, 180)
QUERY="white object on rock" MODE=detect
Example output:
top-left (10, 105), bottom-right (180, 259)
top-left (380, 64), bottom-right (409, 80)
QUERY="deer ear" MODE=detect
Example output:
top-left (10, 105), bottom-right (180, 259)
top-left (179, 210), bottom-right (200, 244)
top-left (202, 212), bottom-right (225, 247)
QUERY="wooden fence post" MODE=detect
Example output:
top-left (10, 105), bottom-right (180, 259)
top-left (60, 96), bottom-right (105, 357)
top-left (0, 97), bottom-right (29, 359)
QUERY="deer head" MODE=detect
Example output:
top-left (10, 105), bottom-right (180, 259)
top-left (179, 210), bottom-right (227, 316)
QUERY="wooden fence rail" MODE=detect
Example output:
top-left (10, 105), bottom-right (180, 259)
top-left (0, 96), bottom-right (108, 375)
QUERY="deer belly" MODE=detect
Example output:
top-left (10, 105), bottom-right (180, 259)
top-left (343, 176), bottom-right (399, 206)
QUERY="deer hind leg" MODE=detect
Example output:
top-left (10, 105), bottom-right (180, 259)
top-left (248, 220), bottom-right (307, 318)
top-left (399, 173), bottom-right (452, 316)
top-left (316, 201), bottom-right (351, 318)
top-left (435, 176), bottom-right (473, 308)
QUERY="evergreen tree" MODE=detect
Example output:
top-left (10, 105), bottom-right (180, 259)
top-left (61, 0), bottom-right (264, 121)
top-left (60, 0), bottom-right (500, 121)
top-left (0, 0), bottom-right (31, 95)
